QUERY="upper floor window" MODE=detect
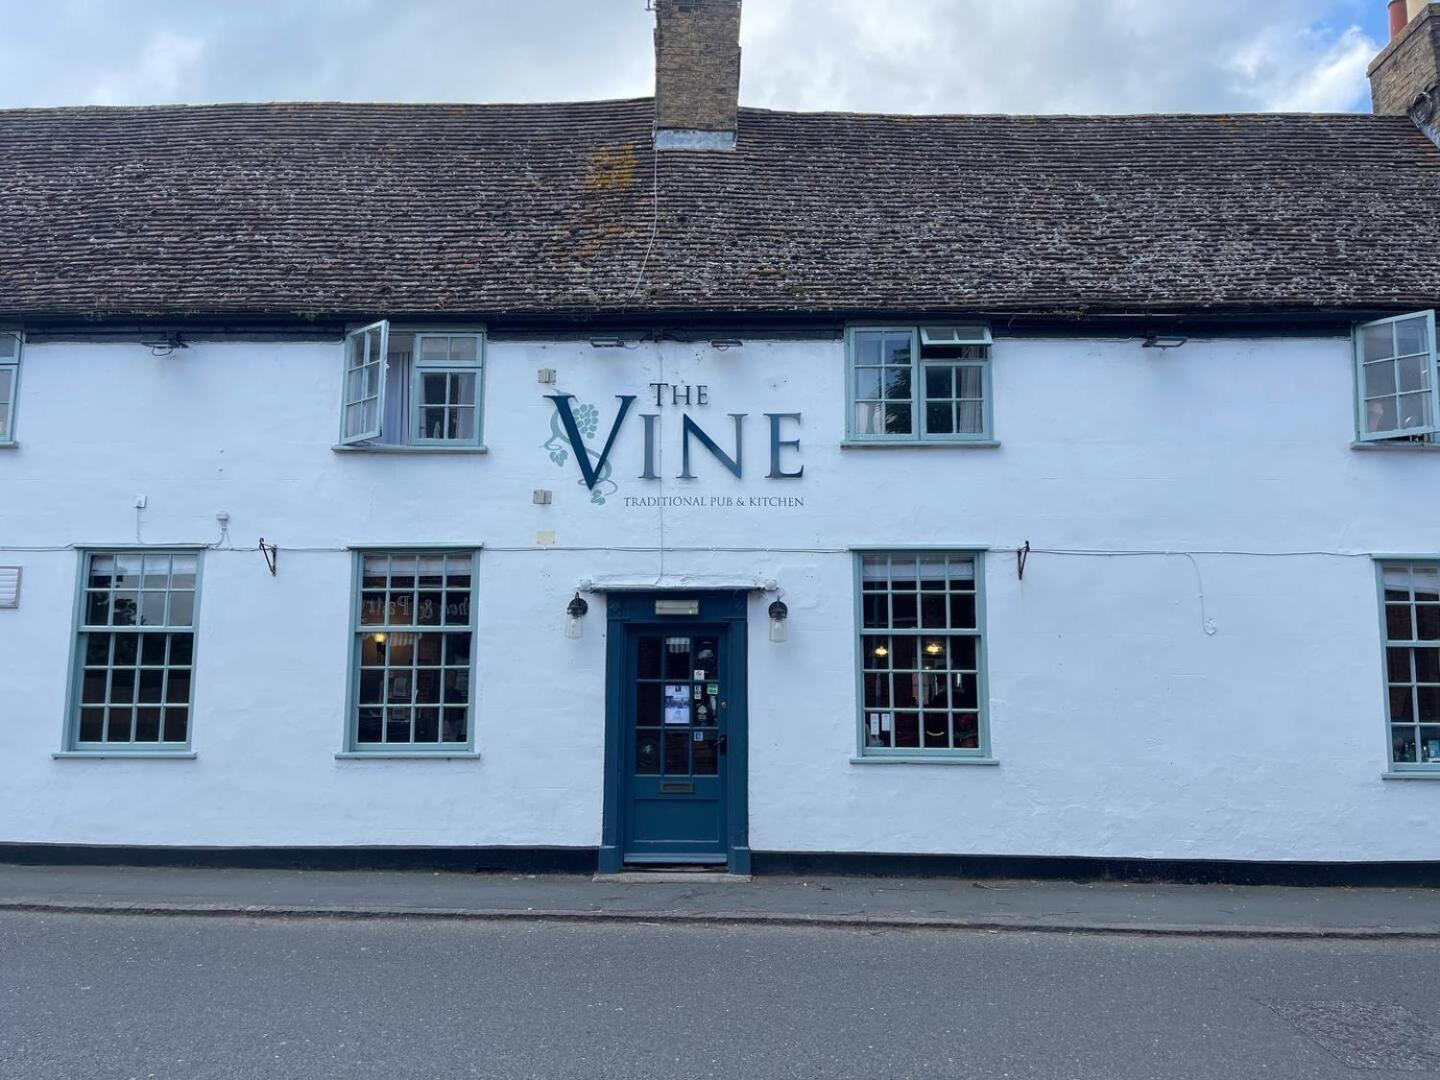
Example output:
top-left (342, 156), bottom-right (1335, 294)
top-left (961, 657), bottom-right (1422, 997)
top-left (0, 328), bottom-right (21, 444)
top-left (847, 326), bottom-right (992, 443)
top-left (1355, 311), bottom-right (1437, 443)
top-left (340, 322), bottom-right (485, 449)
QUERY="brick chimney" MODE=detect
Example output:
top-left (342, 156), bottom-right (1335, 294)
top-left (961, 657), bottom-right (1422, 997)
top-left (1369, 1), bottom-right (1440, 129)
top-left (653, 0), bottom-right (742, 151)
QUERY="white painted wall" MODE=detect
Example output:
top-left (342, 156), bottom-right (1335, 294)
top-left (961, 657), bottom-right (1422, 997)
top-left (2, 330), bottom-right (1437, 860)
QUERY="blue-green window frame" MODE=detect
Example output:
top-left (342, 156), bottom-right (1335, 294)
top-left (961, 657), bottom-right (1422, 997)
top-left (852, 549), bottom-right (992, 760)
top-left (845, 325), bottom-right (994, 444)
top-left (339, 322), bottom-right (486, 449)
top-left (64, 547), bottom-right (204, 754)
top-left (409, 333), bottom-right (486, 448)
top-left (1354, 311), bottom-right (1439, 443)
top-left (0, 327), bottom-right (22, 446)
top-left (344, 547), bottom-right (480, 754)
top-left (1376, 558), bottom-right (1440, 774)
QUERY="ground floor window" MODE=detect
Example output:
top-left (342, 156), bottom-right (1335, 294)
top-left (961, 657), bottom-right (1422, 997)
top-left (70, 550), bottom-right (199, 750)
top-left (350, 550), bottom-right (476, 751)
top-left (1379, 560), bottom-right (1440, 771)
top-left (856, 551), bottom-right (988, 757)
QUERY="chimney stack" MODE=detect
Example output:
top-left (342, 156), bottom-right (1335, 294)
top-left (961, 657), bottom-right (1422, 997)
top-left (1369, 1), bottom-right (1440, 121)
top-left (653, 0), bottom-right (742, 151)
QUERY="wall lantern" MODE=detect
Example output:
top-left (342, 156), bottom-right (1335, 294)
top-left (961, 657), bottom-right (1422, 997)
top-left (565, 593), bottom-right (590, 639)
top-left (768, 599), bottom-right (789, 643)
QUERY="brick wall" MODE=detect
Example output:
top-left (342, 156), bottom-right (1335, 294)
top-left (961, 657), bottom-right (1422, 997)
top-left (1369, 3), bottom-right (1440, 115)
top-left (654, 0), bottom-right (742, 133)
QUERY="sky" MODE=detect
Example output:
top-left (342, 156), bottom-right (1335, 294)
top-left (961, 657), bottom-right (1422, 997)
top-left (0, 0), bottom-right (1393, 115)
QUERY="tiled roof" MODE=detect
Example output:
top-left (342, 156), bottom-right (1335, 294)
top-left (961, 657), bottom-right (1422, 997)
top-left (0, 98), bottom-right (1437, 320)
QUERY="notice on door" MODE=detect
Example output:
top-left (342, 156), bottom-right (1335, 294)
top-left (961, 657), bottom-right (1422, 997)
top-left (664, 684), bottom-right (690, 725)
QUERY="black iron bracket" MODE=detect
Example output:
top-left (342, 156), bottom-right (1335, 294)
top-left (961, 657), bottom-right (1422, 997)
top-left (258, 538), bottom-right (278, 577)
top-left (1016, 540), bottom-right (1030, 581)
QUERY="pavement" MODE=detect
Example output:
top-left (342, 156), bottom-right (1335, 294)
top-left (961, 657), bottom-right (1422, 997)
top-left (0, 862), bottom-right (1436, 937)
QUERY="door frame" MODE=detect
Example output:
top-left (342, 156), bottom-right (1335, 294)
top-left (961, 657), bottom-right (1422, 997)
top-left (599, 590), bottom-right (750, 874)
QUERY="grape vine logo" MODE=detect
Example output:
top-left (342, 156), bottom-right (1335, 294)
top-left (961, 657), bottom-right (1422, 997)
top-left (543, 392), bottom-right (621, 504)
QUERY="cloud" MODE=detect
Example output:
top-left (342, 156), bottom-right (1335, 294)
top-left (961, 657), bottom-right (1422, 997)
top-left (1249, 27), bottom-right (1379, 112)
top-left (739, 0), bottom-right (1380, 114)
top-left (0, 0), bottom-right (1386, 114)
top-left (87, 30), bottom-right (205, 106)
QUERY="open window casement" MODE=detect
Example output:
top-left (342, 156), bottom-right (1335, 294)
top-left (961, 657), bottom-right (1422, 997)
top-left (1356, 311), bottom-right (1439, 442)
top-left (920, 325), bottom-right (992, 347)
top-left (340, 320), bottom-right (389, 445)
top-left (0, 328), bottom-right (21, 444)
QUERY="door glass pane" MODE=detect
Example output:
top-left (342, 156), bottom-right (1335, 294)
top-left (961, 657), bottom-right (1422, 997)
top-left (636, 730), bottom-right (661, 774)
top-left (663, 637), bottom-right (691, 679)
top-left (637, 636), bottom-right (662, 678)
top-left (663, 730), bottom-right (690, 774)
top-left (693, 731), bottom-right (718, 775)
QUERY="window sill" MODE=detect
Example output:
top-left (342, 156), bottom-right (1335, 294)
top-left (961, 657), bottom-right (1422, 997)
top-left (53, 750), bottom-right (195, 760)
top-left (335, 751), bottom-right (480, 760)
top-left (1382, 770), bottom-right (1440, 781)
top-left (0, 441), bottom-right (16, 450)
top-left (850, 755), bottom-right (998, 766)
top-left (332, 444), bottom-right (488, 455)
top-left (841, 440), bottom-right (999, 450)
top-left (1351, 440), bottom-right (1440, 453)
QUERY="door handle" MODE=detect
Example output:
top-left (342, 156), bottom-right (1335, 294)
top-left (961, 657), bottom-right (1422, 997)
top-left (718, 734), bottom-right (728, 754)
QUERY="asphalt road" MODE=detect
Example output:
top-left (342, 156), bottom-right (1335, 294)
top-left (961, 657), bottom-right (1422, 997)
top-left (3, 913), bottom-right (1440, 1080)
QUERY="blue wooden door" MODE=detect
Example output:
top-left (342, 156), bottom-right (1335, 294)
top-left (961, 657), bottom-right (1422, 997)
top-left (621, 623), bottom-right (730, 863)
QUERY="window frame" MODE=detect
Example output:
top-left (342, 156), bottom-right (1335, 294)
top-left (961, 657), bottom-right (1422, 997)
top-left (408, 333), bottom-right (486, 448)
top-left (1375, 558), bottom-right (1440, 775)
top-left (338, 323), bottom-right (487, 450)
top-left (845, 325), bottom-right (994, 444)
top-left (343, 547), bottom-right (480, 756)
top-left (851, 548), bottom-right (992, 761)
top-left (64, 547), bottom-right (204, 755)
top-left (1354, 310), bottom-right (1439, 444)
top-left (0, 327), bottom-right (22, 446)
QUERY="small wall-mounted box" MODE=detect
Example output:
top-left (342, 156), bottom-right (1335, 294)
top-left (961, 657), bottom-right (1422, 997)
top-left (533, 489), bottom-right (553, 505)
top-left (537, 368), bottom-right (556, 384)
top-left (0, 566), bottom-right (20, 608)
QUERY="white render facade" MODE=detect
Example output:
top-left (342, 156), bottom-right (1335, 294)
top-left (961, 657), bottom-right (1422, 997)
top-left (4, 323), bottom-right (1440, 869)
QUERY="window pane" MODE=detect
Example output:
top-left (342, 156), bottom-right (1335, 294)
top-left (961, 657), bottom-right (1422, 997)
top-left (452, 373), bottom-right (476, 405)
top-left (421, 373), bottom-right (447, 403)
top-left (1399, 392), bottom-right (1431, 429)
top-left (957, 402), bottom-right (984, 433)
top-left (1364, 361), bottom-right (1395, 397)
top-left (925, 402), bottom-right (954, 434)
top-left (450, 336), bottom-right (480, 362)
top-left (419, 336), bottom-right (449, 361)
top-left (1361, 322), bottom-right (1394, 362)
top-left (924, 366), bottom-right (951, 399)
top-left (853, 403), bottom-right (884, 435)
top-left (883, 366), bottom-right (911, 401)
top-left (884, 404), bottom-right (912, 434)
top-left (854, 332), bottom-right (882, 366)
top-left (1395, 315), bottom-right (1429, 357)
top-left (854, 368), bottom-right (881, 400)
top-left (1398, 354), bottom-right (1429, 393)
top-left (1366, 398), bottom-right (1398, 434)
